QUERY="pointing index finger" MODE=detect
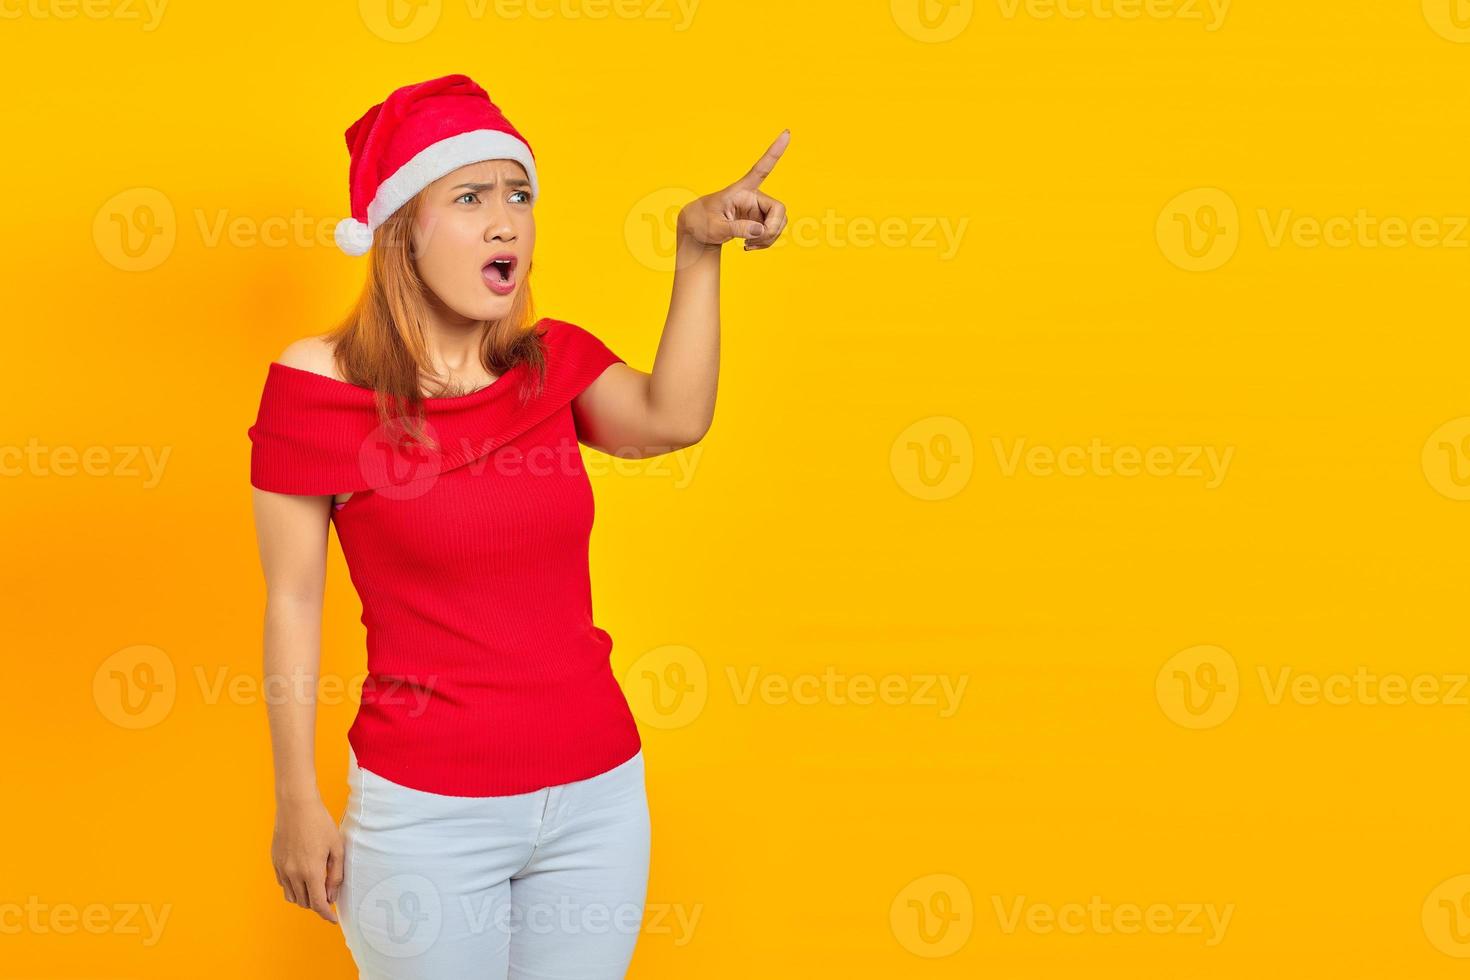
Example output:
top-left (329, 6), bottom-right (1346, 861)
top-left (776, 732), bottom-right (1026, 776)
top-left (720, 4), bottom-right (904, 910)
top-left (736, 129), bottom-right (791, 190)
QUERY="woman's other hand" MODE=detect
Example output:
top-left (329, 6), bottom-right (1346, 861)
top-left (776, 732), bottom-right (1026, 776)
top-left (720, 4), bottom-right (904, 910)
top-left (271, 797), bottom-right (344, 923)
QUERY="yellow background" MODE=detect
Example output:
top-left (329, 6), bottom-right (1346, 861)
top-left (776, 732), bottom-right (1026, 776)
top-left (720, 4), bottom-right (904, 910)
top-left (4, 0), bottom-right (1470, 976)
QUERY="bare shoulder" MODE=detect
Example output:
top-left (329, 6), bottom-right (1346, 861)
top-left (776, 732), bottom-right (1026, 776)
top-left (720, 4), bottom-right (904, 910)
top-left (275, 334), bottom-right (345, 382)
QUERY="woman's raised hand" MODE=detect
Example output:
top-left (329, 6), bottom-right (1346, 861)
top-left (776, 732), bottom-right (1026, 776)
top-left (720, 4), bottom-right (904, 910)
top-left (677, 130), bottom-right (791, 252)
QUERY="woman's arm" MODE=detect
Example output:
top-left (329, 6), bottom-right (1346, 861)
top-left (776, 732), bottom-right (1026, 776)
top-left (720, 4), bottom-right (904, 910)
top-left (252, 487), bottom-right (343, 924)
top-left (572, 237), bottom-right (720, 458)
top-left (573, 131), bottom-right (790, 460)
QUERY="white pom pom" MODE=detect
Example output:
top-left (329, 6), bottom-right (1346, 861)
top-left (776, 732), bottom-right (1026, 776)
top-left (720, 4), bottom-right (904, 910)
top-left (334, 218), bottom-right (374, 256)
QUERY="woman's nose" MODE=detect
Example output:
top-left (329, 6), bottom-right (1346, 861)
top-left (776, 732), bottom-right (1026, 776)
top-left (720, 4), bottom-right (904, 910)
top-left (483, 205), bottom-right (515, 242)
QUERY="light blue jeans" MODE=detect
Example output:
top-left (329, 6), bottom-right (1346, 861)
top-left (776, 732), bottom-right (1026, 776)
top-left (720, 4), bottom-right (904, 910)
top-left (337, 746), bottom-right (651, 979)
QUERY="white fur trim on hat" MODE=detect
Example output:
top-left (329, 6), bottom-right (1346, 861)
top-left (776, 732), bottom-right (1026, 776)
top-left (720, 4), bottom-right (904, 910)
top-left (335, 129), bottom-right (538, 257)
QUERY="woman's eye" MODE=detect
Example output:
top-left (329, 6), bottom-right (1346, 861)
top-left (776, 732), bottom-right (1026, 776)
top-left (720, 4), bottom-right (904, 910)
top-left (456, 192), bottom-right (479, 205)
top-left (511, 191), bottom-right (531, 204)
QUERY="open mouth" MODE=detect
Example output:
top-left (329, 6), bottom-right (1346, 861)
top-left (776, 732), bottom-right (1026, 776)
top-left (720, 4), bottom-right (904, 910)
top-left (482, 254), bottom-right (518, 295)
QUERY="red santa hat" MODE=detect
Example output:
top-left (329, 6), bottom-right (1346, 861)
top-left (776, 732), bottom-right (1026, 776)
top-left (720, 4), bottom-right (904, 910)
top-left (333, 73), bottom-right (538, 257)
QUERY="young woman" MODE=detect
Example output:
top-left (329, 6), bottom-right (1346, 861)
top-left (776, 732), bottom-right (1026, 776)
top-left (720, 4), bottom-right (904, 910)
top-left (247, 74), bottom-right (788, 978)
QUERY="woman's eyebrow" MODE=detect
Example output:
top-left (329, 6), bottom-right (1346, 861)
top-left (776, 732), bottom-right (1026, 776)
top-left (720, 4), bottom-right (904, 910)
top-left (452, 178), bottom-right (533, 191)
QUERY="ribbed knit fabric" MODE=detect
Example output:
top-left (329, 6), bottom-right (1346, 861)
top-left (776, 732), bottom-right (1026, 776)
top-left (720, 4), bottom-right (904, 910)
top-left (247, 318), bottom-right (642, 796)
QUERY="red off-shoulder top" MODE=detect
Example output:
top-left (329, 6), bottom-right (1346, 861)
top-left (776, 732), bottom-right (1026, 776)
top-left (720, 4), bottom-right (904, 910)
top-left (247, 317), bottom-right (642, 796)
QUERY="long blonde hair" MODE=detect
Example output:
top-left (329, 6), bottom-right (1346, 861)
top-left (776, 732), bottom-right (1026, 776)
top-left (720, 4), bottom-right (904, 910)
top-left (323, 188), bottom-right (546, 449)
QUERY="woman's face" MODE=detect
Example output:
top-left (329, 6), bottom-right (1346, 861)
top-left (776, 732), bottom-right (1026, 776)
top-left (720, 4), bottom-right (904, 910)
top-left (410, 158), bottom-right (535, 323)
